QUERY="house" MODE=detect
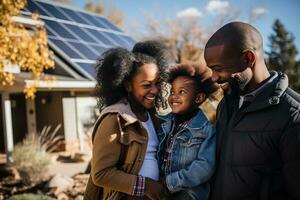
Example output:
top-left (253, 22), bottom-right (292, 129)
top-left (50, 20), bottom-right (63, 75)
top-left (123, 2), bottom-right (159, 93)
top-left (0, 0), bottom-right (135, 163)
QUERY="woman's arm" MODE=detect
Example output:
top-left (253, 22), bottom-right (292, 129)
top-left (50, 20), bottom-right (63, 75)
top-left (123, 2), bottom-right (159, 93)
top-left (91, 114), bottom-right (136, 195)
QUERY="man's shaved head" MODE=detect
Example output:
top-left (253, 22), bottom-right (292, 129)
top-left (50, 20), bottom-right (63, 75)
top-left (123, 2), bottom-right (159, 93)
top-left (205, 21), bottom-right (263, 63)
top-left (204, 22), bottom-right (269, 94)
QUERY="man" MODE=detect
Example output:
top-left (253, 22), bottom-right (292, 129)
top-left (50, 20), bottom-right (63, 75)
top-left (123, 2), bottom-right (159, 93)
top-left (204, 21), bottom-right (300, 199)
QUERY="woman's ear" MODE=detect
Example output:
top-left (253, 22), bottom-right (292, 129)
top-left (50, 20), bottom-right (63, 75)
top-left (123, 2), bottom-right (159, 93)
top-left (195, 93), bottom-right (206, 104)
top-left (124, 81), bottom-right (132, 93)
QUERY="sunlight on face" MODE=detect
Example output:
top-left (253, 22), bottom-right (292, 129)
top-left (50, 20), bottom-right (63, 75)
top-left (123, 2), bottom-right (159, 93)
top-left (130, 63), bottom-right (159, 109)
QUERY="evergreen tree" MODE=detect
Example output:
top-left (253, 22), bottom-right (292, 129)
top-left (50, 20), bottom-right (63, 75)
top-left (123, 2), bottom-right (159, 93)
top-left (267, 19), bottom-right (300, 91)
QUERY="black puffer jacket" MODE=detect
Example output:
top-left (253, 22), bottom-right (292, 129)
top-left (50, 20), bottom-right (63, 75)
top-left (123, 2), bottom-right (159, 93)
top-left (211, 72), bottom-right (300, 200)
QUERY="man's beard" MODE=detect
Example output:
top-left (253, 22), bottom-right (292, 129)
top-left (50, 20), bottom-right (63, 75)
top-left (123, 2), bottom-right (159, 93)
top-left (233, 72), bottom-right (251, 92)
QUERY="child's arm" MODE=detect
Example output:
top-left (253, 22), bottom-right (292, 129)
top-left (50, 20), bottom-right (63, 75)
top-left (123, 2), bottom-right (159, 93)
top-left (165, 123), bottom-right (216, 193)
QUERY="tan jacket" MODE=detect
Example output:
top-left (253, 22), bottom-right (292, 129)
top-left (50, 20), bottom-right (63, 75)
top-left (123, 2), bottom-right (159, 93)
top-left (84, 99), bottom-right (156, 200)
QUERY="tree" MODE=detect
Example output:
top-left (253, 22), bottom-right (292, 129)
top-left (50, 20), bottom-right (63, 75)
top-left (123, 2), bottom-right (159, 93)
top-left (267, 19), bottom-right (300, 91)
top-left (0, 0), bottom-right (55, 98)
top-left (84, 0), bottom-right (124, 28)
top-left (135, 5), bottom-right (264, 63)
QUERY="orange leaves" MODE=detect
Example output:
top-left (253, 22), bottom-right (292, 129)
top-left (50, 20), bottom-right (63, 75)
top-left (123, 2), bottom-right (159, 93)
top-left (0, 0), bottom-right (55, 98)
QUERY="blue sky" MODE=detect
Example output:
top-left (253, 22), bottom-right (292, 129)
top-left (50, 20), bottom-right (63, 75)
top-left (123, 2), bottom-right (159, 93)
top-left (70, 0), bottom-right (300, 54)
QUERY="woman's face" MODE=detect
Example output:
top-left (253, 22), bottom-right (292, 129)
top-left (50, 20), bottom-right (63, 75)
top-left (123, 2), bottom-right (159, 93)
top-left (129, 63), bottom-right (159, 109)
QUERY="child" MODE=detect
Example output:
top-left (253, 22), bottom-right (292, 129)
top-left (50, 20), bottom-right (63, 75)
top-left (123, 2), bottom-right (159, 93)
top-left (158, 62), bottom-right (219, 200)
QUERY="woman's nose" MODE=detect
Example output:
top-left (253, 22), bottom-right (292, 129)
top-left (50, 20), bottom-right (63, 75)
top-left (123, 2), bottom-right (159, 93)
top-left (151, 85), bottom-right (158, 94)
top-left (211, 72), bottom-right (219, 82)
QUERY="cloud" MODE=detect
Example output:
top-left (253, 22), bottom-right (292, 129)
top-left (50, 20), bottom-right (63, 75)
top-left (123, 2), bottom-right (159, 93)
top-left (206, 0), bottom-right (230, 15)
top-left (251, 6), bottom-right (268, 18)
top-left (176, 8), bottom-right (202, 18)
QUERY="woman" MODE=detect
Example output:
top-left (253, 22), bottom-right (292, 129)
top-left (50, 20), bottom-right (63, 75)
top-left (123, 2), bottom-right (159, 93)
top-left (84, 45), bottom-right (170, 200)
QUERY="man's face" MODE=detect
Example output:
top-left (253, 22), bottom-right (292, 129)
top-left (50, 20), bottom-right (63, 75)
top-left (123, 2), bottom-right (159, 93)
top-left (204, 46), bottom-right (252, 92)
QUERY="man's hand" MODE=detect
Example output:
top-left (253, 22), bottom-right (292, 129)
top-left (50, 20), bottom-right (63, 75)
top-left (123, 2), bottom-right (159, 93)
top-left (145, 177), bottom-right (169, 200)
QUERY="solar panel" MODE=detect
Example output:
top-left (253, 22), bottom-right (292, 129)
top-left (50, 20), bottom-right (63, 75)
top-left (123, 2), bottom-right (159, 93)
top-left (90, 45), bottom-right (106, 56)
top-left (65, 24), bottom-right (98, 43)
top-left (38, 2), bottom-right (70, 21)
top-left (43, 19), bottom-right (78, 40)
top-left (26, 0), bottom-right (49, 16)
top-left (68, 42), bottom-right (99, 60)
top-left (86, 29), bottom-right (114, 47)
top-left (95, 16), bottom-right (122, 32)
top-left (48, 38), bottom-right (84, 59)
top-left (76, 63), bottom-right (97, 79)
top-left (59, 7), bottom-right (90, 25)
top-left (25, 0), bottom-right (135, 80)
top-left (78, 12), bottom-right (108, 29)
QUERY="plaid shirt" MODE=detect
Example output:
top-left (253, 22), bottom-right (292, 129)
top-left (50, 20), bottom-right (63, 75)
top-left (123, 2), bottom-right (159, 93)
top-left (132, 175), bottom-right (145, 196)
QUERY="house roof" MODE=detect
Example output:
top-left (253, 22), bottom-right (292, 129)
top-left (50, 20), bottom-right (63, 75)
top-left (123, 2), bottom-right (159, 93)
top-left (0, 72), bottom-right (96, 93)
top-left (22, 0), bottom-right (135, 81)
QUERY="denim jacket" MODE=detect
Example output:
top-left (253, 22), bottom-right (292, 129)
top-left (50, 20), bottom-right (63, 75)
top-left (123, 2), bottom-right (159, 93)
top-left (157, 109), bottom-right (216, 200)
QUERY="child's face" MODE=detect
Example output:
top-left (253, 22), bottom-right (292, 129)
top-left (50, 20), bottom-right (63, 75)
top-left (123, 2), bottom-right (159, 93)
top-left (168, 76), bottom-right (200, 115)
top-left (130, 63), bottom-right (159, 109)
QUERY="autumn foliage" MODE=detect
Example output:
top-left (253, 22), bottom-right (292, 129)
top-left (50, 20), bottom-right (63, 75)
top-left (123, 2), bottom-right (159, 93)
top-left (0, 0), bottom-right (54, 98)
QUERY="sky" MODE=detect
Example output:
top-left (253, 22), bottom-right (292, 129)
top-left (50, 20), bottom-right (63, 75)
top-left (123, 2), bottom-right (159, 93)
top-left (69, 0), bottom-right (300, 54)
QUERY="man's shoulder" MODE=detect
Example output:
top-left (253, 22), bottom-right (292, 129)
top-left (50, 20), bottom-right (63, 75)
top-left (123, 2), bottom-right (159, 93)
top-left (281, 88), bottom-right (300, 109)
top-left (278, 88), bottom-right (300, 123)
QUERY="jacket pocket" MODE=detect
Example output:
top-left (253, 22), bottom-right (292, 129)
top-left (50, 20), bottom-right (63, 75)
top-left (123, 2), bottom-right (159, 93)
top-left (177, 132), bottom-right (206, 147)
top-left (176, 134), bottom-right (204, 165)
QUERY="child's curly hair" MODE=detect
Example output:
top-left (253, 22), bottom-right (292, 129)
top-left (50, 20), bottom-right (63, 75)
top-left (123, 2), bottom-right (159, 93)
top-left (168, 62), bottom-right (219, 97)
top-left (95, 47), bottom-right (167, 111)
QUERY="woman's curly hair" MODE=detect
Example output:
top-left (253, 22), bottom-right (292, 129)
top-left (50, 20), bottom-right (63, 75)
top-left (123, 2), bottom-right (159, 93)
top-left (168, 62), bottom-right (219, 97)
top-left (95, 47), bottom-right (168, 111)
top-left (95, 48), bottom-right (134, 110)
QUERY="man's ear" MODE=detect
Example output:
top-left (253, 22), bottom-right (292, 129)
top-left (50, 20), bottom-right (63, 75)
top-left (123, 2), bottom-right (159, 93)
top-left (124, 81), bottom-right (132, 93)
top-left (195, 93), bottom-right (206, 104)
top-left (244, 50), bottom-right (256, 68)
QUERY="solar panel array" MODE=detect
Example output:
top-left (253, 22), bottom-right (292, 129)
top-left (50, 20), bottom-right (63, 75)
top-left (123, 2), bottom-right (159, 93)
top-left (24, 0), bottom-right (135, 79)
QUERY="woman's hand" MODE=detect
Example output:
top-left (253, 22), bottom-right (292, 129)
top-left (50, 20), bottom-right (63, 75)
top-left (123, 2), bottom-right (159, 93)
top-left (145, 177), bottom-right (169, 200)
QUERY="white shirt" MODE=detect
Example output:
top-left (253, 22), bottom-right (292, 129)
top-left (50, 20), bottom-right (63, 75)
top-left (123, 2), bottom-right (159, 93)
top-left (138, 113), bottom-right (160, 181)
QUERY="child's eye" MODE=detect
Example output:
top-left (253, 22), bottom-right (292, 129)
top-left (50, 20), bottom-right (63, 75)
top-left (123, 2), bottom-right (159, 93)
top-left (170, 91), bottom-right (174, 95)
top-left (179, 90), bottom-right (186, 94)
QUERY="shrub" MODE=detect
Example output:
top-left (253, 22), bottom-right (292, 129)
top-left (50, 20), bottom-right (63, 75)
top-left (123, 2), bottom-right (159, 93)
top-left (8, 193), bottom-right (56, 200)
top-left (13, 133), bottom-right (51, 183)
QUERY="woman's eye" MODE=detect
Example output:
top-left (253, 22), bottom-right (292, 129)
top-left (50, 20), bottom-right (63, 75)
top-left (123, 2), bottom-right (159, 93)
top-left (142, 84), bottom-right (151, 88)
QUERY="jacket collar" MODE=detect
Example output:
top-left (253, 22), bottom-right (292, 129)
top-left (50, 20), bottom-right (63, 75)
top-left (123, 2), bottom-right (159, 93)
top-left (99, 99), bottom-right (138, 126)
top-left (159, 109), bottom-right (208, 132)
top-left (242, 71), bottom-right (288, 112)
